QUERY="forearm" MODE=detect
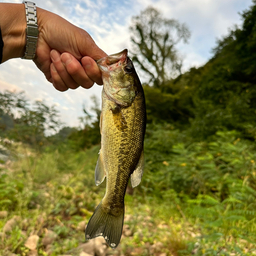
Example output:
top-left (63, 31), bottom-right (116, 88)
top-left (0, 3), bottom-right (27, 62)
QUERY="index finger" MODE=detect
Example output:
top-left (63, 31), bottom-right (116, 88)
top-left (81, 56), bottom-right (103, 85)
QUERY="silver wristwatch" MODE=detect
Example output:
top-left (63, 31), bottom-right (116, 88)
top-left (22, 1), bottom-right (38, 60)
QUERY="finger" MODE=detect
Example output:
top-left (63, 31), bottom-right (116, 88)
top-left (81, 56), bottom-right (103, 85)
top-left (61, 53), bottom-right (94, 89)
top-left (33, 43), bottom-right (52, 82)
top-left (50, 50), bottom-right (79, 90)
top-left (50, 63), bottom-right (68, 91)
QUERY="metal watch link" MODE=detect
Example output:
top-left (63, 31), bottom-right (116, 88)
top-left (22, 1), bottom-right (38, 59)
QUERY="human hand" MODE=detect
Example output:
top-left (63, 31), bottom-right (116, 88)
top-left (35, 8), bottom-right (107, 91)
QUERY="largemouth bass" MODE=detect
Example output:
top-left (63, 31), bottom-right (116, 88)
top-left (85, 49), bottom-right (146, 248)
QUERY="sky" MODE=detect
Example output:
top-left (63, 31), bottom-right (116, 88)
top-left (0, 0), bottom-right (253, 129)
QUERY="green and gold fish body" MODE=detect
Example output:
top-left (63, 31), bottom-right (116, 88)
top-left (85, 49), bottom-right (146, 248)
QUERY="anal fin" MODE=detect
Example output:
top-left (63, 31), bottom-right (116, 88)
top-left (131, 151), bottom-right (145, 188)
top-left (95, 150), bottom-right (105, 186)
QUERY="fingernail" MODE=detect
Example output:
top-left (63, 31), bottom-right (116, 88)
top-left (51, 50), bottom-right (59, 62)
top-left (84, 64), bottom-right (91, 70)
top-left (61, 53), bottom-right (72, 65)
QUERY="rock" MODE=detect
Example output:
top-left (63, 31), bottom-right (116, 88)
top-left (22, 218), bottom-right (29, 231)
top-left (42, 230), bottom-right (58, 246)
top-left (124, 214), bottom-right (133, 222)
top-left (123, 224), bottom-right (132, 237)
top-left (151, 241), bottom-right (163, 249)
top-left (77, 221), bottom-right (86, 232)
top-left (0, 211), bottom-right (8, 218)
top-left (75, 241), bottom-right (94, 256)
top-left (150, 242), bottom-right (164, 254)
top-left (27, 250), bottom-right (38, 256)
top-left (25, 235), bottom-right (39, 250)
top-left (94, 237), bottom-right (108, 256)
top-left (5, 252), bottom-right (18, 256)
top-left (3, 216), bottom-right (19, 233)
top-left (76, 237), bottom-right (107, 256)
top-left (79, 252), bottom-right (92, 256)
top-left (45, 244), bottom-right (53, 255)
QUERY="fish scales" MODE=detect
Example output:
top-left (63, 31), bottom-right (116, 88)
top-left (85, 49), bottom-right (146, 249)
top-left (102, 91), bottom-right (145, 205)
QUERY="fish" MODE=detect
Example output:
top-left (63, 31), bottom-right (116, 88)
top-left (85, 49), bottom-right (146, 249)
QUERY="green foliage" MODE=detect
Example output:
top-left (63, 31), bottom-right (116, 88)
top-left (51, 95), bottom-right (101, 151)
top-left (142, 127), bottom-right (256, 254)
top-left (144, 128), bottom-right (256, 198)
top-left (0, 169), bottom-right (23, 211)
top-left (0, 90), bottom-right (62, 147)
top-left (186, 3), bottom-right (256, 140)
top-left (141, 2), bottom-right (256, 140)
top-left (144, 77), bottom-right (195, 125)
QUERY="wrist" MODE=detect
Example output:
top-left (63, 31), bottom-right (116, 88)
top-left (22, 1), bottom-right (38, 60)
top-left (0, 3), bottom-right (26, 62)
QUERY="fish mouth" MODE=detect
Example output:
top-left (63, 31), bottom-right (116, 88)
top-left (97, 49), bottom-right (128, 71)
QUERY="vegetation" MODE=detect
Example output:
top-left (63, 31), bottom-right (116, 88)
top-left (1, 2), bottom-right (256, 256)
top-left (129, 6), bottom-right (190, 87)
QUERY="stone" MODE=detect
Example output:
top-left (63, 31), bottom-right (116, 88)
top-left (27, 250), bottom-right (38, 256)
top-left (24, 235), bottom-right (39, 250)
top-left (94, 237), bottom-right (108, 256)
top-left (77, 221), bottom-right (86, 232)
top-left (123, 224), bottom-right (132, 237)
top-left (76, 237), bottom-right (107, 256)
top-left (150, 242), bottom-right (164, 254)
top-left (3, 217), bottom-right (18, 233)
top-left (42, 230), bottom-right (58, 246)
top-left (79, 252), bottom-right (92, 256)
top-left (0, 211), bottom-right (8, 218)
top-left (5, 252), bottom-right (18, 256)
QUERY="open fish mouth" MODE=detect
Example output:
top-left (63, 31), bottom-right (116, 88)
top-left (97, 49), bottom-right (128, 72)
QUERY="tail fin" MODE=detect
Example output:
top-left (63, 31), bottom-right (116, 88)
top-left (85, 202), bottom-right (124, 249)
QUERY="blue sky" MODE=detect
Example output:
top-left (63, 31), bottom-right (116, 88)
top-left (0, 0), bottom-right (253, 128)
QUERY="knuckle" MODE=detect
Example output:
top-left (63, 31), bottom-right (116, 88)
top-left (54, 84), bottom-right (68, 92)
top-left (81, 80), bottom-right (94, 89)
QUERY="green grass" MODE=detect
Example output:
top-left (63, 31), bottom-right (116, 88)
top-left (1, 131), bottom-right (256, 255)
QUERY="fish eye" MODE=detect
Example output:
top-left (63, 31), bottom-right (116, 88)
top-left (124, 64), bottom-right (133, 73)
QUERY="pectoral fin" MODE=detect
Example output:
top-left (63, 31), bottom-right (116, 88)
top-left (131, 151), bottom-right (144, 188)
top-left (95, 150), bottom-right (105, 186)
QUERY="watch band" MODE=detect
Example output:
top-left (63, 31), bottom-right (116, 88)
top-left (22, 1), bottom-right (38, 60)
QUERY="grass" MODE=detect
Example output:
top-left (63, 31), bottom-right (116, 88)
top-left (0, 133), bottom-right (256, 255)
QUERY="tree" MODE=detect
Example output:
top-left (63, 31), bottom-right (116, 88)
top-left (129, 6), bottom-right (190, 87)
top-left (0, 90), bottom-right (62, 146)
top-left (67, 95), bottom-right (101, 150)
top-left (188, 2), bottom-right (256, 140)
